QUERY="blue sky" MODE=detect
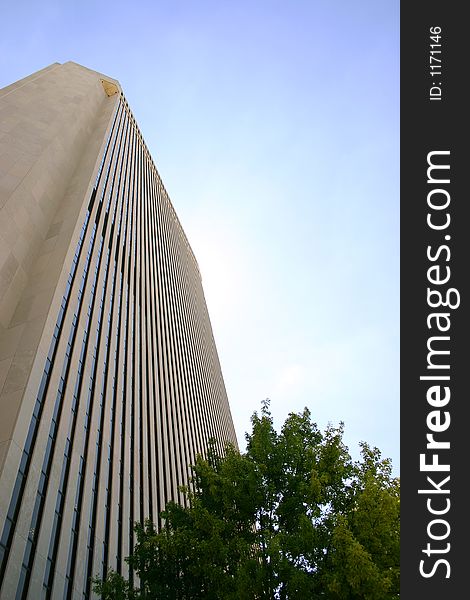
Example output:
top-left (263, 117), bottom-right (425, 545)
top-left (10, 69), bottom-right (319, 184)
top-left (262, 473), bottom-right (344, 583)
top-left (1, 1), bottom-right (399, 472)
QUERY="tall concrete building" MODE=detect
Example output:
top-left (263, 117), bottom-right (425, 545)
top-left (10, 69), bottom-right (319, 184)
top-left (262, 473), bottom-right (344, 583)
top-left (0, 62), bottom-right (237, 599)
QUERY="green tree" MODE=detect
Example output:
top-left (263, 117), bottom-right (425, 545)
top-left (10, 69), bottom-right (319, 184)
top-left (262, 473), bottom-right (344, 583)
top-left (93, 402), bottom-right (399, 599)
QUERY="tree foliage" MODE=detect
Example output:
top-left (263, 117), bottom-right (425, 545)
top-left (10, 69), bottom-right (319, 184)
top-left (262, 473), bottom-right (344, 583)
top-left (94, 402), bottom-right (399, 599)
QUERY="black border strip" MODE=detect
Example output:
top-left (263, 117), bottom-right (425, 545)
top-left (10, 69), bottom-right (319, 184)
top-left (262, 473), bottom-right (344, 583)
top-left (401, 4), bottom-right (468, 597)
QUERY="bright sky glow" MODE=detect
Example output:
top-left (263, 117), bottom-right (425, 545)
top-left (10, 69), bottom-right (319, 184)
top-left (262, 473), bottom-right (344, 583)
top-left (1, 0), bottom-right (399, 473)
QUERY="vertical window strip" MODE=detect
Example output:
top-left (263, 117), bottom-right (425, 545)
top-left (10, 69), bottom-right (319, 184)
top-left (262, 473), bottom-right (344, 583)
top-left (93, 103), bottom-right (126, 227)
top-left (17, 214), bottom-right (99, 600)
top-left (79, 244), bottom-right (111, 597)
top-left (193, 257), bottom-right (223, 446)
top-left (147, 180), bottom-right (168, 517)
top-left (164, 188), bottom-right (212, 456)
top-left (94, 100), bottom-right (122, 191)
top-left (117, 279), bottom-right (128, 573)
top-left (152, 182), bottom-right (204, 474)
top-left (165, 185), bottom-right (202, 472)
top-left (196, 291), bottom-right (222, 449)
top-left (141, 142), bottom-right (153, 521)
top-left (42, 221), bottom-right (99, 598)
top-left (142, 154), bottom-right (156, 521)
top-left (189, 281), bottom-right (216, 446)
top-left (63, 234), bottom-right (104, 600)
top-left (204, 308), bottom-right (227, 450)
top-left (131, 143), bottom-right (144, 526)
top-left (169, 209), bottom-right (210, 467)
top-left (63, 103), bottom-right (128, 600)
top-left (146, 176), bottom-right (166, 515)
top-left (175, 245), bottom-right (206, 463)
top-left (185, 258), bottom-right (214, 454)
top-left (175, 234), bottom-right (205, 476)
top-left (174, 253), bottom-right (206, 471)
top-left (133, 140), bottom-right (144, 527)
top-left (164, 206), bottom-right (195, 493)
top-left (148, 175), bottom-right (188, 500)
top-left (127, 124), bottom-right (140, 587)
top-left (145, 164), bottom-right (167, 519)
top-left (161, 207), bottom-right (198, 493)
top-left (116, 124), bottom-right (137, 575)
top-left (139, 158), bottom-right (152, 522)
top-left (137, 287), bottom-right (144, 524)
top-left (203, 298), bottom-right (228, 447)
top-left (149, 170), bottom-right (165, 517)
top-left (82, 115), bottom-right (131, 599)
top-left (163, 198), bottom-right (210, 457)
top-left (183, 264), bottom-right (209, 461)
top-left (155, 182), bottom-right (181, 504)
top-left (160, 188), bottom-right (184, 503)
top-left (101, 116), bottom-right (134, 579)
top-left (151, 184), bottom-right (173, 510)
top-left (158, 210), bottom-right (195, 496)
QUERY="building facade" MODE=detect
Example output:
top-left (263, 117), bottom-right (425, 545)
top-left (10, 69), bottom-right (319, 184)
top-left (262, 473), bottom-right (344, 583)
top-left (0, 62), bottom-right (237, 599)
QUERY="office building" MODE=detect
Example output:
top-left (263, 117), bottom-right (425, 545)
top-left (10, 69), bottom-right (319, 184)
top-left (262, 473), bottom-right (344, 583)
top-left (0, 62), bottom-right (237, 599)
